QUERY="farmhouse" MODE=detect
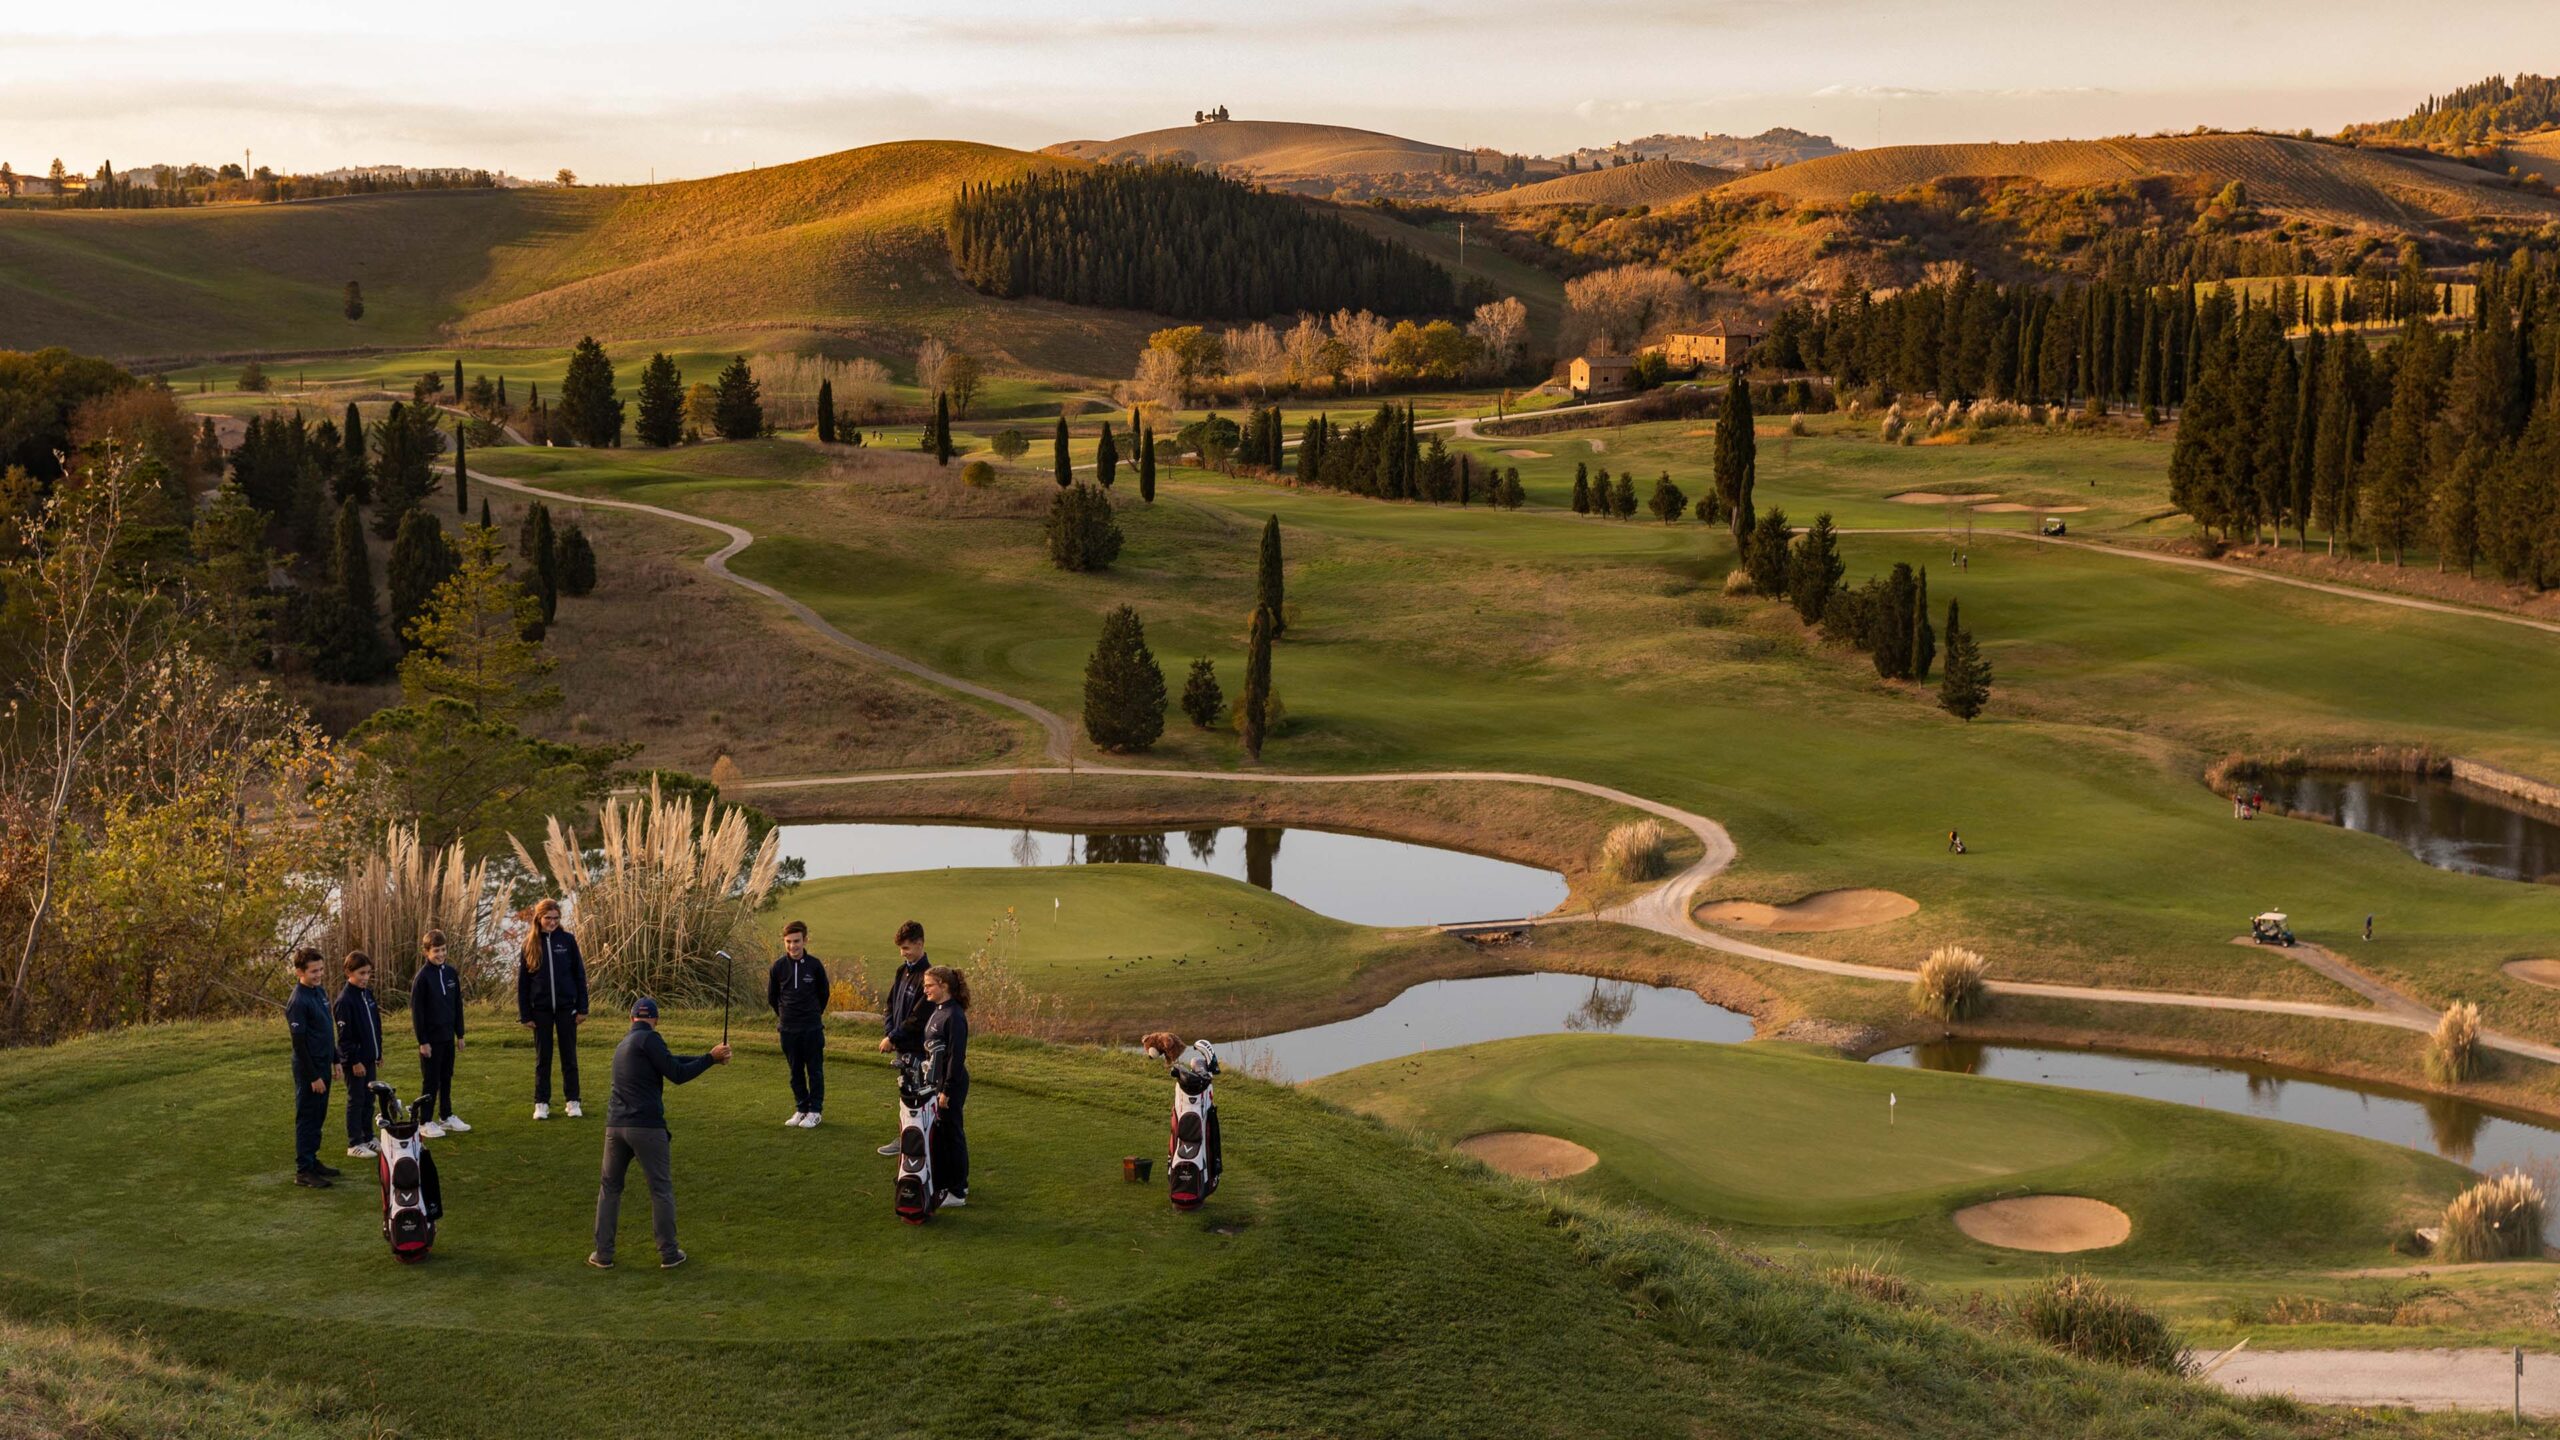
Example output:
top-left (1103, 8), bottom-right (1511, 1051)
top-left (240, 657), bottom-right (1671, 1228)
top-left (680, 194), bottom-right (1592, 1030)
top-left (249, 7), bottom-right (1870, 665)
top-left (1569, 354), bottom-right (1635, 398)
top-left (1661, 320), bottom-right (1762, 371)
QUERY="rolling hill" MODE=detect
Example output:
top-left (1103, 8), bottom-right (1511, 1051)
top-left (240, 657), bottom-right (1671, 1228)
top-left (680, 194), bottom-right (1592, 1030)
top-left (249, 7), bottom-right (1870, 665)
top-left (1047, 119), bottom-right (1477, 176)
top-left (1716, 133), bottom-right (2560, 231)
top-left (0, 141), bottom-right (1161, 376)
top-left (1463, 158), bottom-right (1742, 211)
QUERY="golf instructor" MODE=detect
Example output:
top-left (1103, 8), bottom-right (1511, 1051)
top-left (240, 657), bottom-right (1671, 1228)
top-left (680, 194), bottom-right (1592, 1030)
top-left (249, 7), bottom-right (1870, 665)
top-left (589, 997), bottom-right (730, 1271)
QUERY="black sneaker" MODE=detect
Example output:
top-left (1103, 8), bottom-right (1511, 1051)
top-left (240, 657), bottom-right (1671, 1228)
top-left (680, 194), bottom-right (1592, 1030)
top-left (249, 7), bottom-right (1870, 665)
top-left (295, 1170), bottom-right (333, 1189)
top-left (660, 1250), bottom-right (688, 1270)
top-left (315, 1163), bottom-right (344, 1179)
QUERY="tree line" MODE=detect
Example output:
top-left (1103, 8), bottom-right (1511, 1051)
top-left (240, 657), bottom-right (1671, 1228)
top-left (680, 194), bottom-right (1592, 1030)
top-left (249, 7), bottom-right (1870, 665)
top-left (1291, 403), bottom-right (1524, 508)
top-left (950, 162), bottom-right (1476, 320)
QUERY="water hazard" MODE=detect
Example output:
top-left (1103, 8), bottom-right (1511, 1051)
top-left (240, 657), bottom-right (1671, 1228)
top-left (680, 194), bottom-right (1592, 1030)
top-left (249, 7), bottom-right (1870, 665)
top-left (1230, 972), bottom-right (1755, 1083)
top-left (775, 821), bottom-right (1569, 929)
top-left (2246, 768), bottom-right (2560, 885)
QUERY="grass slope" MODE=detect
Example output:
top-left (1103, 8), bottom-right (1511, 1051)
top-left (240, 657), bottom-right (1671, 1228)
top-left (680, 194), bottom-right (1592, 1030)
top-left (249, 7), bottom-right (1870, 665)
top-left (1465, 158), bottom-right (1742, 211)
top-left (1314, 1034), bottom-right (2467, 1278)
top-left (2, 1016), bottom-right (2481, 1439)
top-left (1722, 134), bottom-right (2560, 231)
top-left (1046, 120), bottom-right (1469, 175)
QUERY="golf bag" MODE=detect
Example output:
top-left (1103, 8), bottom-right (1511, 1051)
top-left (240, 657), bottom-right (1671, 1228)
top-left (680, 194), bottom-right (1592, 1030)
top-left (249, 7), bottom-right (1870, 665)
top-left (893, 1051), bottom-right (941, 1224)
top-left (368, 1081), bottom-right (443, 1262)
top-left (1164, 1040), bottom-right (1222, 1210)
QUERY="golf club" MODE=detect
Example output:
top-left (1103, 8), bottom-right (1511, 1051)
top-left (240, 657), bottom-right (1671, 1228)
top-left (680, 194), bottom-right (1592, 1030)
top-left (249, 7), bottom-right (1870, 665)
top-left (714, 950), bottom-right (734, 1045)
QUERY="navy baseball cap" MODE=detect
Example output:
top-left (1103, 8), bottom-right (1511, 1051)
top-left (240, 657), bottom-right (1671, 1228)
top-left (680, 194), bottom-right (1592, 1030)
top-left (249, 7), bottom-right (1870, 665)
top-left (631, 996), bottom-right (660, 1019)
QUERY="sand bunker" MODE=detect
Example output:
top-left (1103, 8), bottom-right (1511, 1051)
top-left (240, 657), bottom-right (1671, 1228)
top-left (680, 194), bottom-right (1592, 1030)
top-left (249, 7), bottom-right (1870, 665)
top-left (1973, 502), bottom-right (2090, 514)
top-left (1458, 1131), bottom-right (1599, 1180)
top-left (1696, 888), bottom-right (1918, 933)
top-left (2504, 960), bottom-right (2560, 990)
top-left (1586, 438), bottom-right (1609, 453)
top-left (1888, 491), bottom-right (1999, 504)
top-left (1954, 1196), bottom-right (2131, 1252)
top-left (1499, 449), bottom-right (1549, 459)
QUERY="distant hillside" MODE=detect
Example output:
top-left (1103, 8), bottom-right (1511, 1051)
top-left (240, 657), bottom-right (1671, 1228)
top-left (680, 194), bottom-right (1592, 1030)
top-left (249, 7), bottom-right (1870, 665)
top-left (0, 142), bottom-right (1162, 375)
top-left (1719, 133), bottom-right (2560, 231)
top-left (2351, 73), bottom-right (2560, 144)
top-left (1464, 159), bottom-right (1740, 212)
top-left (1570, 128), bottom-right (1844, 171)
top-left (1046, 120), bottom-right (1473, 176)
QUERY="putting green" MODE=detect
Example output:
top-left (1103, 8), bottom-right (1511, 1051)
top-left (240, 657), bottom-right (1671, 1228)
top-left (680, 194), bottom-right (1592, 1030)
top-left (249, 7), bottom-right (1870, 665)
top-left (1312, 1034), bottom-right (2469, 1276)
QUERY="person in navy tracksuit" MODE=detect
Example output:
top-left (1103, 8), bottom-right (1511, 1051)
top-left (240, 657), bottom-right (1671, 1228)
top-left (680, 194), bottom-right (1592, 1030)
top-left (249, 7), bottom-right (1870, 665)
top-left (767, 919), bottom-right (829, 1128)
top-left (410, 928), bottom-right (468, 1136)
top-left (920, 967), bottom-right (971, 1207)
top-left (335, 952), bottom-right (385, 1156)
top-left (517, 898), bottom-right (591, 1121)
top-left (286, 948), bottom-right (339, 1188)
top-left (873, 921), bottom-right (930, 1156)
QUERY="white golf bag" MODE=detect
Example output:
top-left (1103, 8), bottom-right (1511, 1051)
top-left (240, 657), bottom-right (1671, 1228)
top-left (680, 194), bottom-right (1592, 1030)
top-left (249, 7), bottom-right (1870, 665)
top-left (893, 1051), bottom-right (941, 1224)
top-left (368, 1081), bottom-right (443, 1262)
top-left (1164, 1040), bottom-right (1222, 1210)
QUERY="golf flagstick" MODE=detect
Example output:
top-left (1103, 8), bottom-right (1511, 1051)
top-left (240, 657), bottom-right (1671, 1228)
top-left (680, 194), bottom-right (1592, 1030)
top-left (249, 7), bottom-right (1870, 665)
top-left (715, 950), bottom-right (734, 1045)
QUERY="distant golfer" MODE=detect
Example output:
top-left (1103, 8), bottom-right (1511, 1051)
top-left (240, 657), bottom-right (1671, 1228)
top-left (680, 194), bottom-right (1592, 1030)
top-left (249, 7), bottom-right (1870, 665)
top-left (875, 921), bottom-right (931, 1156)
top-left (335, 951), bottom-right (384, 1159)
top-left (287, 947), bottom-right (340, 1189)
top-left (410, 929), bottom-right (468, 1138)
top-left (768, 920), bottom-right (830, 1128)
top-left (589, 997), bottom-right (730, 1271)
top-left (921, 967), bottom-right (972, 1208)
top-left (2365, 914), bottom-right (2376, 942)
top-left (517, 898), bottom-right (591, 1122)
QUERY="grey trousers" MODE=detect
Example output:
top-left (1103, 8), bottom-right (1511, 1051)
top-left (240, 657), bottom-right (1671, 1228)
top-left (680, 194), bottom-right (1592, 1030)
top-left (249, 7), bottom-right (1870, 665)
top-left (594, 1126), bottom-right (678, 1263)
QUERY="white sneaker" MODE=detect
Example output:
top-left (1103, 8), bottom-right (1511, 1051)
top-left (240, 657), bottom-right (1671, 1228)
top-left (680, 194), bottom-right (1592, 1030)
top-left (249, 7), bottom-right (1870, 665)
top-left (786, 1111), bottom-right (808, 1127)
top-left (801, 1112), bottom-right (822, 1128)
top-left (876, 1141), bottom-right (901, 1156)
top-left (419, 1122), bottom-right (447, 1139)
top-left (442, 1115), bottom-right (471, 1133)
top-left (346, 1143), bottom-right (377, 1158)
top-left (564, 1101), bottom-right (583, 1118)
top-left (534, 1103), bottom-right (551, 1121)
top-left (935, 1192), bottom-right (966, 1208)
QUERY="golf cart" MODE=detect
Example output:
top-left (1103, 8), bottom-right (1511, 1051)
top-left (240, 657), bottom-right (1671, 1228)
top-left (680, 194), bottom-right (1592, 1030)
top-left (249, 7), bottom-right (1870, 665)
top-left (2249, 911), bottom-right (2296, 947)
top-left (2039, 517), bottom-right (2068, 537)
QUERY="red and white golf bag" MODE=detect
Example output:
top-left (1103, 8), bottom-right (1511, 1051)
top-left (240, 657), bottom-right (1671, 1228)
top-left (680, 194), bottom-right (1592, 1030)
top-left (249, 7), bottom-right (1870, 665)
top-left (893, 1051), bottom-right (941, 1224)
top-left (1162, 1040), bottom-right (1222, 1210)
top-left (368, 1081), bottom-right (443, 1262)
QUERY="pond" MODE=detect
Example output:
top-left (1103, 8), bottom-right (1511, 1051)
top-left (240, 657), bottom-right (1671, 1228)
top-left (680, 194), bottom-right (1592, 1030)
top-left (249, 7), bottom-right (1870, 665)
top-left (2244, 768), bottom-right (2560, 885)
top-left (1229, 971), bottom-right (1755, 1083)
top-left (774, 821), bottom-right (1569, 929)
top-left (1876, 1040), bottom-right (2560, 1176)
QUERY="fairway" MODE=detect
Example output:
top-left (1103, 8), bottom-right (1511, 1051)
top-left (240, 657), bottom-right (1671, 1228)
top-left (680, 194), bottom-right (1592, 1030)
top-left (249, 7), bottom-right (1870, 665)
top-left (1312, 1034), bottom-right (2471, 1277)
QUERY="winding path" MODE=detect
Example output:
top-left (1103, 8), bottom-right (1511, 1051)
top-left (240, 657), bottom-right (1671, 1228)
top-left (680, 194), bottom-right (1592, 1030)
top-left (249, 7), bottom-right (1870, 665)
top-left (471, 468), bottom-right (2560, 1070)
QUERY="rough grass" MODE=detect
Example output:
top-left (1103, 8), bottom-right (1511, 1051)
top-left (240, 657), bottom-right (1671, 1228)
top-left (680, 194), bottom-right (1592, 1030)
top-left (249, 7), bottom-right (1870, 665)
top-left (0, 1314), bottom-right (363, 1438)
top-left (2016, 1272), bottom-right (2190, 1375)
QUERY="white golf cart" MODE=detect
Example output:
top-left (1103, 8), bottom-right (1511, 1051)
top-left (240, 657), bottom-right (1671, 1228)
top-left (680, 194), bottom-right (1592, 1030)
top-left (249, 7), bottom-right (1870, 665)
top-left (2249, 911), bottom-right (2296, 947)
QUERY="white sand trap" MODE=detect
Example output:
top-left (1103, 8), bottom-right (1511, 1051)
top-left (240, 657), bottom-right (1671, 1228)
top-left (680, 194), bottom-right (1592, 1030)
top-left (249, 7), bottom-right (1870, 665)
top-left (1954, 1196), bottom-right (2131, 1252)
top-left (1459, 1131), bottom-right (1598, 1180)
top-left (1696, 888), bottom-right (1918, 933)
top-left (2504, 960), bottom-right (2560, 990)
top-left (1499, 448), bottom-right (1550, 459)
top-left (1888, 490), bottom-right (1999, 504)
top-left (1973, 502), bottom-right (2089, 514)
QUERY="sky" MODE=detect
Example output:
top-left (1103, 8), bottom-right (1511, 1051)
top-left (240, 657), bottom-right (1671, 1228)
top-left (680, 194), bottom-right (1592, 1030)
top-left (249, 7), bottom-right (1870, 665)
top-left (1, 2), bottom-right (2548, 184)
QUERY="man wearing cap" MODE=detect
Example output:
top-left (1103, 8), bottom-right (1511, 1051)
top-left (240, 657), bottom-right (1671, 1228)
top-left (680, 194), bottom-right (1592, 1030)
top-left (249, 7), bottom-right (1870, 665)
top-left (589, 997), bottom-right (730, 1271)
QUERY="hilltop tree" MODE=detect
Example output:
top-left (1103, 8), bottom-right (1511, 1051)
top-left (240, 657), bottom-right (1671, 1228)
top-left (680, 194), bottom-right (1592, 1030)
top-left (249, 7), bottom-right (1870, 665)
top-left (712, 356), bottom-right (763, 440)
top-left (1082, 605), bottom-right (1167, 752)
top-left (343, 281), bottom-right (364, 323)
top-left (1787, 512), bottom-right (1845, 624)
top-left (815, 379), bottom-right (835, 444)
top-left (1045, 483), bottom-right (1123, 571)
top-left (1714, 379), bottom-right (1756, 544)
top-left (559, 337), bottom-right (623, 447)
top-left (1054, 414), bottom-right (1072, 487)
top-left (635, 353), bottom-right (685, 447)
top-left (1239, 602), bottom-right (1275, 761)
top-left (386, 509), bottom-right (459, 649)
top-left (1180, 657), bottom-right (1224, 728)
top-left (557, 523), bottom-right (598, 597)
top-left (311, 501), bottom-right (394, 683)
top-left (1138, 421), bottom-right (1157, 503)
top-left (400, 526), bottom-right (558, 721)
top-left (1257, 514), bottom-right (1287, 637)
top-left (1937, 599), bottom-right (1993, 721)
top-left (1096, 422), bottom-right (1119, 489)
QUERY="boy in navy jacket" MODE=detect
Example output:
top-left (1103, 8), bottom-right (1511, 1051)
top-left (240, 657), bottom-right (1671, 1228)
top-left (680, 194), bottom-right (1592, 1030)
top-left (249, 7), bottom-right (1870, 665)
top-left (335, 952), bottom-right (385, 1157)
top-left (286, 948), bottom-right (339, 1188)
top-left (409, 928), bottom-right (468, 1138)
top-left (767, 920), bottom-right (830, 1128)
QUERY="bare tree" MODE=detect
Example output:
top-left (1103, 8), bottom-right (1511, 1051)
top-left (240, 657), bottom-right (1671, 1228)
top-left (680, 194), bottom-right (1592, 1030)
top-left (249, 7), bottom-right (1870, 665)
top-left (914, 337), bottom-right (950, 401)
top-left (1562, 265), bottom-right (1695, 355)
top-left (1223, 323), bottom-right (1283, 393)
top-left (1282, 316), bottom-right (1329, 390)
top-left (1467, 296), bottom-right (1530, 376)
top-left (1330, 309), bottom-right (1387, 392)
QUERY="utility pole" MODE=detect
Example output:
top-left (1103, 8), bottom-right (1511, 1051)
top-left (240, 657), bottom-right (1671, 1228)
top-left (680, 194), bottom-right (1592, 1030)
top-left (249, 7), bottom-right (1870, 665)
top-left (1457, 220), bottom-right (1465, 271)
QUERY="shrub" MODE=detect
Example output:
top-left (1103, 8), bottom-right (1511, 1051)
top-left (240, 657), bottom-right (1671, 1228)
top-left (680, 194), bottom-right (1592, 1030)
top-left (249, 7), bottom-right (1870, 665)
top-left (2425, 1000), bottom-right (2484, 1084)
top-left (1879, 413), bottom-right (1904, 444)
top-left (1910, 945), bottom-right (1988, 1021)
top-left (991, 428), bottom-right (1029, 460)
top-left (237, 361), bottom-right (271, 393)
top-left (2437, 1171), bottom-right (2546, 1263)
top-left (1597, 819), bottom-right (1671, 883)
top-left (1044, 482), bottom-right (1124, 571)
top-left (1720, 569), bottom-right (1754, 596)
top-left (1180, 656), bottom-right (1224, 728)
top-left (2018, 1272), bottom-right (2188, 1375)
top-left (961, 460), bottom-right (995, 488)
top-left (1788, 413), bottom-right (1809, 437)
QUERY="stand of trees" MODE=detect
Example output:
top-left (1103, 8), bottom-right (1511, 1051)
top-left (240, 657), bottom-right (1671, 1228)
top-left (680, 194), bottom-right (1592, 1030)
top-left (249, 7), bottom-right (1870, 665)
top-left (951, 162), bottom-right (1474, 320)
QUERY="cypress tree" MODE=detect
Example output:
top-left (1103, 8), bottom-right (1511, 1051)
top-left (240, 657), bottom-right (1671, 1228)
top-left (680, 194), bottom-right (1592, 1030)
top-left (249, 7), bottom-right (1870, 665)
top-left (1714, 379), bottom-right (1757, 544)
top-left (558, 523), bottom-right (598, 597)
top-left (635, 352), bottom-right (685, 447)
top-left (453, 423), bottom-right (469, 514)
top-left (314, 500), bottom-right (393, 682)
top-left (816, 378), bottom-right (836, 444)
top-left (1459, 454), bottom-right (1471, 506)
top-left (479, 497), bottom-right (492, 529)
top-left (1911, 567), bottom-right (1935, 680)
top-left (1053, 413), bottom-right (1072, 486)
top-left (338, 400), bottom-right (369, 504)
top-left (1938, 599), bottom-right (1993, 721)
top-left (1787, 511), bottom-right (1845, 624)
top-left (1571, 462), bottom-right (1590, 514)
top-left (1139, 421), bottom-right (1157, 503)
top-left (387, 508), bottom-right (458, 648)
top-left (1240, 602), bottom-right (1274, 762)
top-left (1611, 471), bottom-right (1637, 520)
top-left (1097, 421), bottom-right (1118, 488)
top-left (1081, 604), bottom-right (1167, 752)
top-left (934, 392), bottom-right (955, 465)
top-left (452, 357), bottom-right (464, 403)
top-left (528, 502), bottom-right (559, 623)
top-left (1257, 514), bottom-right (1286, 637)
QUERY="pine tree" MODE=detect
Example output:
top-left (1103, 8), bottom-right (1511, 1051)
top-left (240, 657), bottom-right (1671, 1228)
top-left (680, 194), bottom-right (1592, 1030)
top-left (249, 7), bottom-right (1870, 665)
top-left (559, 337), bottom-right (624, 447)
top-left (1139, 422), bottom-right (1157, 503)
top-left (313, 500), bottom-right (393, 682)
top-left (1910, 567), bottom-right (1935, 680)
top-left (1045, 483), bottom-right (1124, 571)
top-left (386, 508), bottom-right (459, 649)
top-left (452, 423), bottom-right (469, 515)
top-left (1937, 599), bottom-right (1993, 721)
top-left (1611, 471), bottom-right (1637, 520)
top-left (1571, 463), bottom-right (1590, 514)
top-left (369, 400), bottom-right (442, 541)
top-left (712, 356), bottom-right (763, 440)
top-left (399, 526), bottom-right (559, 721)
top-left (1257, 514), bottom-right (1287, 637)
top-left (557, 523), bottom-right (598, 596)
top-left (1744, 508), bottom-right (1791, 594)
top-left (527, 502), bottom-right (559, 624)
top-left (1054, 413), bottom-right (1072, 487)
top-left (816, 378), bottom-right (836, 444)
top-left (1787, 511), bottom-right (1845, 624)
top-left (1714, 379), bottom-right (1757, 543)
top-left (635, 353), bottom-right (685, 447)
top-left (1180, 657), bottom-right (1223, 728)
top-left (1647, 472), bottom-right (1687, 523)
top-left (1240, 603), bottom-right (1274, 762)
top-left (1096, 422), bottom-right (1119, 489)
top-left (1081, 605), bottom-right (1166, 752)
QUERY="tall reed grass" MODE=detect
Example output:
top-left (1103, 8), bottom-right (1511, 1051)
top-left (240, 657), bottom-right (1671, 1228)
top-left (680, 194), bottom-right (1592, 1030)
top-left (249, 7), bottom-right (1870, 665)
top-left (330, 824), bottom-right (494, 992)
top-left (1910, 945), bottom-right (1989, 1021)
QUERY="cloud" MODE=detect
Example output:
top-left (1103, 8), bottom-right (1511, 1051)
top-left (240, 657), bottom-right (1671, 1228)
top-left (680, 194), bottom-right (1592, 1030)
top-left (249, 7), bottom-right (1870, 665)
top-left (882, 12), bottom-right (1218, 43)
